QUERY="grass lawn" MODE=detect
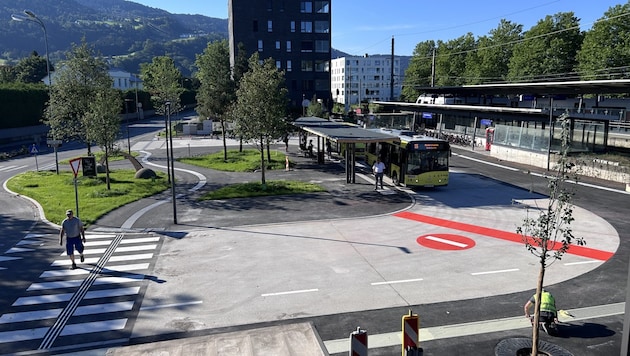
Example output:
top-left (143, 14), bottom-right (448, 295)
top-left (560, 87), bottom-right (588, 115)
top-left (179, 149), bottom-right (289, 171)
top-left (180, 149), bottom-right (325, 200)
top-left (6, 170), bottom-right (169, 226)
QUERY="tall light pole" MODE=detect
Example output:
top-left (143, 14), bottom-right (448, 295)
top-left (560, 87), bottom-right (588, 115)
top-left (166, 102), bottom-right (177, 224)
top-left (12, 10), bottom-right (59, 174)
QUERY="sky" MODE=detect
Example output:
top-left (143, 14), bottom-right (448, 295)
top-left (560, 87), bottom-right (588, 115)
top-left (129, 0), bottom-right (626, 56)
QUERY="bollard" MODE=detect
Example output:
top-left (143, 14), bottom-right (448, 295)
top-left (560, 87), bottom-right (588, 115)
top-left (402, 309), bottom-right (422, 356)
top-left (349, 326), bottom-right (367, 356)
top-left (285, 156), bottom-right (290, 171)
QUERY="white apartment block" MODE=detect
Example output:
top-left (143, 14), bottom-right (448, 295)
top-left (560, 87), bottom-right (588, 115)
top-left (331, 54), bottom-right (404, 109)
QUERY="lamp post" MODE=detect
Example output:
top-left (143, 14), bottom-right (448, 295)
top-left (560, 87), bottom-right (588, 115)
top-left (165, 102), bottom-right (177, 224)
top-left (12, 10), bottom-right (59, 174)
top-left (124, 99), bottom-right (133, 154)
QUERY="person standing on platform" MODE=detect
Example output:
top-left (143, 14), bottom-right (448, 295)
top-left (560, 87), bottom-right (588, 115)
top-left (372, 157), bottom-right (386, 190)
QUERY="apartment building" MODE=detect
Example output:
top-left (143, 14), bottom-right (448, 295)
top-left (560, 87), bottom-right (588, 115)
top-left (228, 0), bottom-right (332, 113)
top-left (331, 54), bottom-right (406, 110)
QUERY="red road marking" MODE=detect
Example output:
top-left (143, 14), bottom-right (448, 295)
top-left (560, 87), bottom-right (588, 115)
top-left (395, 211), bottom-right (614, 261)
top-left (417, 234), bottom-right (475, 250)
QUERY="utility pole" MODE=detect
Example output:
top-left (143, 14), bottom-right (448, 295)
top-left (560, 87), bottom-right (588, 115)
top-left (431, 47), bottom-right (436, 87)
top-left (390, 36), bottom-right (395, 101)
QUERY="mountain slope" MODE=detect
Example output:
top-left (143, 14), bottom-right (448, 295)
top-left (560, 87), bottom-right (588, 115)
top-left (1, 0), bottom-right (227, 76)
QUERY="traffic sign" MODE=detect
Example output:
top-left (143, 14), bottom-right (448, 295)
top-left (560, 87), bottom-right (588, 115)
top-left (47, 139), bottom-right (62, 148)
top-left (69, 158), bottom-right (81, 177)
top-left (30, 144), bottom-right (38, 154)
top-left (416, 233), bottom-right (475, 251)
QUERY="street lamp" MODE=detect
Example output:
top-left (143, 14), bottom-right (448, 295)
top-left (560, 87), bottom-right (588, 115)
top-left (165, 102), bottom-right (177, 224)
top-left (12, 10), bottom-right (59, 174)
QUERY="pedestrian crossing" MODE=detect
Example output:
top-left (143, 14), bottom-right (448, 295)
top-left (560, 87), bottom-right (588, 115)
top-left (0, 164), bottom-right (28, 173)
top-left (0, 232), bottom-right (161, 354)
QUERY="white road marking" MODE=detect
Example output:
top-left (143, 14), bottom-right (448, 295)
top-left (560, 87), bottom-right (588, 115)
top-left (261, 289), bottom-right (319, 297)
top-left (371, 278), bottom-right (424, 286)
top-left (425, 235), bottom-right (468, 248)
top-left (564, 260), bottom-right (602, 266)
top-left (471, 268), bottom-right (519, 276)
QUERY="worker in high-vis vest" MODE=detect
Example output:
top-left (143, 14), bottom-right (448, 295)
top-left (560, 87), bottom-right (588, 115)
top-left (524, 289), bottom-right (558, 322)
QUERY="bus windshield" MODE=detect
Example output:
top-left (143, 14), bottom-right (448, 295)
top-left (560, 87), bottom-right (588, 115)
top-left (407, 149), bottom-right (449, 175)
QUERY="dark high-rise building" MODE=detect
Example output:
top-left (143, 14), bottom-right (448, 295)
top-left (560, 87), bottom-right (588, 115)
top-left (228, 0), bottom-right (332, 115)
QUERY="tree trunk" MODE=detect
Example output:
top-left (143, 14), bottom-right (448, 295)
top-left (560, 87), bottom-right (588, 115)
top-left (531, 258), bottom-right (546, 356)
top-left (221, 119), bottom-right (227, 161)
top-left (260, 136), bottom-right (266, 185)
top-left (266, 141), bottom-right (271, 163)
top-left (105, 145), bottom-right (111, 190)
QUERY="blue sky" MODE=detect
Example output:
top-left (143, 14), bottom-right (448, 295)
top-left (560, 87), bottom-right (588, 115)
top-left (129, 0), bottom-right (625, 56)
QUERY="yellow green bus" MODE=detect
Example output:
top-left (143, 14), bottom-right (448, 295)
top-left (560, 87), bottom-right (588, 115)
top-left (365, 129), bottom-right (450, 188)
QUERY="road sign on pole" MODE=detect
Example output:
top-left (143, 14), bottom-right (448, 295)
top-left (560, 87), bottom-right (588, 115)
top-left (69, 158), bottom-right (81, 177)
top-left (69, 158), bottom-right (82, 217)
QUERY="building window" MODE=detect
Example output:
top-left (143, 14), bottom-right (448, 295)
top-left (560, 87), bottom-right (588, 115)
top-left (300, 1), bottom-right (313, 13)
top-left (314, 40), bottom-right (329, 53)
top-left (315, 1), bottom-right (329, 13)
top-left (314, 21), bottom-right (329, 33)
top-left (301, 60), bottom-right (313, 72)
top-left (276, 41), bottom-right (281, 50)
top-left (258, 40), bottom-right (264, 51)
top-left (315, 60), bottom-right (329, 72)
top-left (301, 21), bottom-right (312, 33)
top-left (287, 60), bottom-right (292, 72)
top-left (290, 21), bottom-right (296, 32)
top-left (301, 40), bottom-right (313, 53)
top-left (276, 60), bottom-right (281, 69)
top-left (268, 20), bottom-right (273, 32)
top-left (267, 0), bottom-right (273, 11)
top-left (253, 20), bottom-right (258, 32)
top-left (286, 40), bottom-right (292, 52)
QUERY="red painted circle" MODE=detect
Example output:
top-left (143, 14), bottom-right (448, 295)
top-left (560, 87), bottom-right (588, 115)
top-left (417, 234), bottom-right (475, 250)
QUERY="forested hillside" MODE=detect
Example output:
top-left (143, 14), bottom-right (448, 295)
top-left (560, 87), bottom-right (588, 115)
top-left (0, 0), bottom-right (228, 76)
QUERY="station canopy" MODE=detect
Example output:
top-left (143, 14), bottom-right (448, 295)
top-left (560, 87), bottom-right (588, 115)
top-left (411, 79), bottom-right (630, 96)
top-left (294, 117), bottom-right (400, 144)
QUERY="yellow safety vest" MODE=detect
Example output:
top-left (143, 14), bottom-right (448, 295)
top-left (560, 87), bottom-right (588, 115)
top-left (534, 292), bottom-right (557, 313)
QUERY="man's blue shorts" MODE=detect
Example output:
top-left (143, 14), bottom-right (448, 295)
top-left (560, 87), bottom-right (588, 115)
top-left (66, 237), bottom-right (84, 255)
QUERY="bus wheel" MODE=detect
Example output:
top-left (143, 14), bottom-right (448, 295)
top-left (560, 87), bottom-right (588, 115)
top-left (392, 172), bottom-right (399, 185)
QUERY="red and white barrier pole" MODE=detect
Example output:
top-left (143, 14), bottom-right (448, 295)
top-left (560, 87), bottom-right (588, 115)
top-left (402, 309), bottom-right (422, 355)
top-left (349, 326), bottom-right (368, 356)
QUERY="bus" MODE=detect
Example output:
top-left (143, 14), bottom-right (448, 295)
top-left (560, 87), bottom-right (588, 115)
top-left (365, 129), bottom-right (450, 188)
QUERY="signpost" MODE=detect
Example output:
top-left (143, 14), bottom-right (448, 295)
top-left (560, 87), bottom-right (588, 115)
top-left (47, 139), bottom-right (62, 174)
top-left (69, 158), bottom-right (81, 218)
top-left (30, 144), bottom-right (39, 171)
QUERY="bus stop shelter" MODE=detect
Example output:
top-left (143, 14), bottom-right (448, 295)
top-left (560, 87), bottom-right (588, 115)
top-left (293, 117), bottom-right (400, 183)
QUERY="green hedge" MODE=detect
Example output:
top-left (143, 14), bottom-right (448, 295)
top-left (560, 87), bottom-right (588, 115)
top-left (0, 83), bottom-right (48, 129)
top-left (1, 85), bottom-right (198, 130)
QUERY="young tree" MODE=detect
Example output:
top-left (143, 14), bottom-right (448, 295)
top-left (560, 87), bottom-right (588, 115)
top-left (516, 114), bottom-right (584, 355)
top-left (195, 39), bottom-right (235, 161)
top-left (576, 3), bottom-right (630, 80)
top-left (44, 41), bottom-right (113, 156)
top-left (14, 51), bottom-right (52, 84)
top-left (85, 88), bottom-right (123, 190)
top-left (140, 56), bottom-right (184, 114)
top-left (231, 53), bottom-right (288, 185)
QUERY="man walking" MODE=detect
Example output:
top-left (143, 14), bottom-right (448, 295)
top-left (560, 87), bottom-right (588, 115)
top-left (60, 209), bottom-right (86, 269)
top-left (372, 157), bottom-right (386, 190)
